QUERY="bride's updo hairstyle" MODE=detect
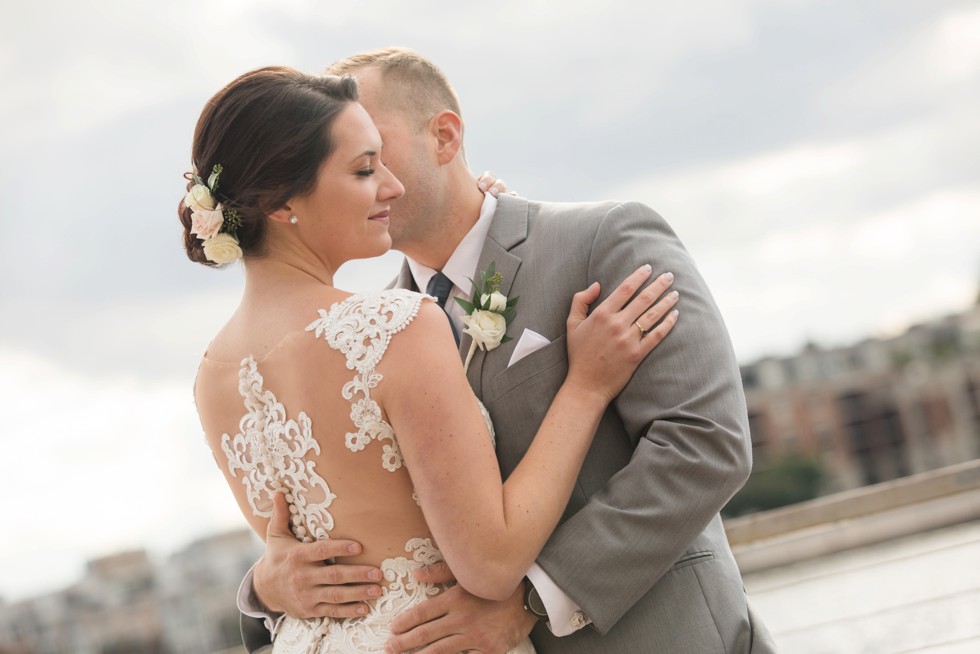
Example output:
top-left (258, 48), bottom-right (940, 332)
top-left (179, 66), bottom-right (359, 266)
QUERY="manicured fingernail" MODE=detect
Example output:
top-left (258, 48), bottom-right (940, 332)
top-left (478, 181), bottom-right (487, 191)
top-left (358, 604), bottom-right (369, 615)
top-left (348, 543), bottom-right (361, 554)
top-left (368, 586), bottom-right (381, 597)
top-left (368, 569), bottom-right (382, 581)
top-left (490, 188), bottom-right (500, 197)
top-left (669, 291), bottom-right (679, 300)
top-left (672, 309), bottom-right (679, 318)
top-left (664, 272), bottom-right (674, 281)
top-left (642, 264), bottom-right (652, 272)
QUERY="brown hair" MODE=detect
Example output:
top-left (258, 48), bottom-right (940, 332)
top-left (325, 47), bottom-right (461, 132)
top-left (179, 66), bottom-right (359, 266)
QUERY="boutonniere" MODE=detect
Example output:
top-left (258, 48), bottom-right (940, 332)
top-left (455, 261), bottom-right (519, 372)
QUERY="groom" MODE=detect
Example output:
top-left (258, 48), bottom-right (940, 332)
top-left (239, 48), bottom-right (775, 653)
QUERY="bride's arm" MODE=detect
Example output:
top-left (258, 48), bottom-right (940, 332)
top-left (378, 266), bottom-right (677, 601)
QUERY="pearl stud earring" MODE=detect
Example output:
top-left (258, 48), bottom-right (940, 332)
top-left (289, 215), bottom-right (298, 225)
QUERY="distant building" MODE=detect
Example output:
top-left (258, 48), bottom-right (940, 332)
top-left (0, 530), bottom-right (260, 654)
top-left (0, 550), bottom-right (163, 654)
top-left (159, 528), bottom-right (262, 654)
top-left (740, 304), bottom-right (980, 491)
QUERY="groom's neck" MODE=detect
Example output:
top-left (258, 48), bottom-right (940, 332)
top-left (403, 175), bottom-right (485, 270)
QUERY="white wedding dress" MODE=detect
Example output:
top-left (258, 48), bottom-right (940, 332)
top-left (207, 290), bottom-right (535, 654)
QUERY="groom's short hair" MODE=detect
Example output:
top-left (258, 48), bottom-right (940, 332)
top-left (325, 47), bottom-right (462, 132)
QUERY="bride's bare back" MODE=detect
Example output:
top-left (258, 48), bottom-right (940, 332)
top-left (196, 290), bottom-right (483, 651)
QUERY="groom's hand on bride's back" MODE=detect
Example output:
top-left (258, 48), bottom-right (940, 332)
top-left (253, 492), bottom-right (384, 619)
top-left (384, 565), bottom-right (535, 654)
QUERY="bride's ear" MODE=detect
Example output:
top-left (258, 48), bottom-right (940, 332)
top-left (267, 205), bottom-right (295, 225)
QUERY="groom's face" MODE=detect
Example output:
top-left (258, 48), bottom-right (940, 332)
top-left (353, 67), bottom-right (447, 254)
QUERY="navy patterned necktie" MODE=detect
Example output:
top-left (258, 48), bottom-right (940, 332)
top-left (426, 271), bottom-right (460, 346)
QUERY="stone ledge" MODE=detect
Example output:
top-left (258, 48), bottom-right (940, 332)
top-left (724, 459), bottom-right (980, 573)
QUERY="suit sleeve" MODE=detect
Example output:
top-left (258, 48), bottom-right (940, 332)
top-left (534, 202), bottom-right (752, 634)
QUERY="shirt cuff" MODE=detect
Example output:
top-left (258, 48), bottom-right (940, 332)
top-left (238, 563), bottom-right (287, 638)
top-left (526, 563), bottom-right (591, 636)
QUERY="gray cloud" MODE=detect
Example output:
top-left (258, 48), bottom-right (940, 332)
top-left (1, 0), bottom-right (977, 380)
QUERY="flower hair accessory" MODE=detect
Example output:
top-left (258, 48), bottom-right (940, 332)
top-left (455, 261), bottom-right (519, 372)
top-left (184, 164), bottom-right (244, 264)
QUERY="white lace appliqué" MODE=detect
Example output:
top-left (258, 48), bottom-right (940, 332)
top-left (272, 539), bottom-right (447, 654)
top-left (305, 290), bottom-right (425, 472)
top-left (221, 358), bottom-right (336, 542)
top-left (271, 541), bottom-right (536, 654)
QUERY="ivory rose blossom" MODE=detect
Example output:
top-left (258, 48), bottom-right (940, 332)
top-left (202, 232), bottom-right (244, 264)
top-left (481, 291), bottom-right (508, 312)
top-left (462, 309), bottom-right (507, 351)
top-left (184, 184), bottom-right (216, 212)
top-left (190, 207), bottom-right (225, 240)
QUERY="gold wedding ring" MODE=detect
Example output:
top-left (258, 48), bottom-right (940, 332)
top-left (634, 320), bottom-right (649, 336)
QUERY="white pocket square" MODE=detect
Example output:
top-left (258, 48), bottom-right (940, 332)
top-left (508, 329), bottom-right (552, 367)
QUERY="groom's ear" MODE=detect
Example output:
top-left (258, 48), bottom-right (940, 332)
top-left (429, 110), bottom-right (464, 165)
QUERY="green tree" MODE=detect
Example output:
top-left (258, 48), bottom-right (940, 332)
top-left (723, 454), bottom-right (825, 518)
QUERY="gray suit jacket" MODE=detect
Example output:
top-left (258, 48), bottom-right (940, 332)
top-left (394, 195), bottom-right (776, 653)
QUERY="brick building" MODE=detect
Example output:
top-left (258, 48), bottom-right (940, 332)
top-left (740, 304), bottom-right (980, 491)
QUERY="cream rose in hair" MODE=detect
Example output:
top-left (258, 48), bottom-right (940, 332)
top-left (202, 232), bottom-right (244, 264)
top-left (191, 207), bottom-right (225, 240)
top-left (184, 184), bottom-right (216, 212)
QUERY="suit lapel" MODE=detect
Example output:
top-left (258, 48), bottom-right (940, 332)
top-left (464, 195), bottom-right (529, 396)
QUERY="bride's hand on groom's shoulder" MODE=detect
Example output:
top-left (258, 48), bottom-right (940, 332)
top-left (253, 492), bottom-right (384, 619)
top-left (476, 170), bottom-right (514, 198)
top-left (565, 266), bottom-right (679, 405)
top-left (386, 571), bottom-right (535, 654)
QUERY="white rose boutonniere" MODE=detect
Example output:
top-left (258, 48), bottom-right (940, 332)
top-left (462, 310), bottom-right (507, 349)
top-left (455, 262), bottom-right (519, 372)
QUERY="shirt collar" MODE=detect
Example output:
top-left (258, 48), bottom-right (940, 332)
top-left (407, 193), bottom-right (497, 296)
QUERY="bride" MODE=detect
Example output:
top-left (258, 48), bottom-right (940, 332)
top-left (182, 67), bottom-right (678, 653)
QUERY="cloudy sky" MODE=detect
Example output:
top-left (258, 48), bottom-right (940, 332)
top-left (1, 0), bottom-right (978, 602)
